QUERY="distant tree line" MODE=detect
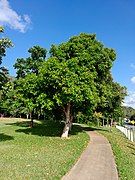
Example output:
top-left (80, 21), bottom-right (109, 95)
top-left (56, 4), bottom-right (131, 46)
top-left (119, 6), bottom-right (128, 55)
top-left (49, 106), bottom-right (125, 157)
top-left (0, 27), bottom-right (127, 137)
top-left (123, 106), bottom-right (135, 120)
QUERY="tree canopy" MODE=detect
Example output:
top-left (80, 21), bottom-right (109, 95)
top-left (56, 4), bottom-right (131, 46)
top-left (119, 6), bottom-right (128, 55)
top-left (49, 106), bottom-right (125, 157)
top-left (37, 33), bottom-right (126, 137)
top-left (0, 31), bottom-right (126, 137)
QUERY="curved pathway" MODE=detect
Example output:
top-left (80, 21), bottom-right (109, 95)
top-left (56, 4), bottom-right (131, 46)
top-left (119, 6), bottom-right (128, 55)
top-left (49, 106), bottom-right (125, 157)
top-left (62, 131), bottom-right (119, 180)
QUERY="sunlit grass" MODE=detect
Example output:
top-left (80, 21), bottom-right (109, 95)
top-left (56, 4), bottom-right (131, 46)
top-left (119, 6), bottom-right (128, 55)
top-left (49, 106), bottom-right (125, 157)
top-left (98, 127), bottom-right (135, 180)
top-left (0, 118), bottom-right (89, 180)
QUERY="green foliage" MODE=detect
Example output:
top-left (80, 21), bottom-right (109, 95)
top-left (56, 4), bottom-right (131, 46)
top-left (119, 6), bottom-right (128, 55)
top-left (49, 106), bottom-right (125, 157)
top-left (39, 56), bottom-right (98, 107)
top-left (0, 26), bottom-right (13, 90)
top-left (123, 106), bottom-right (135, 118)
top-left (28, 46), bottom-right (47, 60)
top-left (0, 67), bottom-right (10, 90)
top-left (14, 46), bottom-right (47, 78)
top-left (14, 73), bottom-right (39, 116)
top-left (0, 81), bottom-right (19, 116)
top-left (39, 33), bottom-right (125, 126)
top-left (8, 45), bottom-right (48, 119)
top-left (0, 26), bottom-right (13, 115)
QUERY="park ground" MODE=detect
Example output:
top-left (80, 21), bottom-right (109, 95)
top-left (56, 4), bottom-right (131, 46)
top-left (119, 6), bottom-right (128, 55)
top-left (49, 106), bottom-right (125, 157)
top-left (0, 118), bottom-right (135, 180)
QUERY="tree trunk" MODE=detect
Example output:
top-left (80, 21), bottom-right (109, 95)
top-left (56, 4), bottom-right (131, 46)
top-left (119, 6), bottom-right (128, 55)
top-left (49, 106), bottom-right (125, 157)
top-left (61, 103), bottom-right (72, 138)
top-left (69, 115), bottom-right (73, 131)
top-left (44, 113), bottom-right (45, 120)
top-left (29, 112), bottom-right (34, 128)
top-left (103, 118), bottom-right (104, 126)
top-left (107, 118), bottom-right (109, 127)
top-left (110, 118), bottom-right (113, 132)
top-left (38, 113), bottom-right (40, 120)
top-left (61, 122), bottom-right (70, 138)
top-left (26, 114), bottom-right (29, 119)
top-left (30, 112), bottom-right (32, 119)
top-left (97, 118), bottom-right (100, 127)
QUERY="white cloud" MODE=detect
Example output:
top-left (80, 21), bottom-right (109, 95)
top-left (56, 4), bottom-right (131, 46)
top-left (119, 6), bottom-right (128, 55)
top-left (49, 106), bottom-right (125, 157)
top-left (0, 0), bottom-right (31, 32)
top-left (123, 91), bottom-right (135, 109)
top-left (131, 76), bottom-right (135, 84)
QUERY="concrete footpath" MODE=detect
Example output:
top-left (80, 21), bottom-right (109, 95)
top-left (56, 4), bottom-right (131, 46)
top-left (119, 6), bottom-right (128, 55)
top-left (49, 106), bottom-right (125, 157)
top-left (62, 131), bottom-right (119, 180)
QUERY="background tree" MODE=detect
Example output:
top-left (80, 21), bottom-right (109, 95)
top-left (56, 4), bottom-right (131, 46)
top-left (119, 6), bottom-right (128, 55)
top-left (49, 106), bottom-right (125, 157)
top-left (130, 114), bottom-right (135, 120)
top-left (0, 26), bottom-right (13, 115)
top-left (14, 46), bottom-right (47, 78)
top-left (0, 81), bottom-right (17, 116)
top-left (96, 78), bottom-right (127, 124)
top-left (12, 45), bottom-right (47, 125)
top-left (0, 26), bottom-right (12, 90)
top-left (123, 106), bottom-right (135, 119)
top-left (14, 73), bottom-right (38, 127)
top-left (12, 45), bottom-right (49, 126)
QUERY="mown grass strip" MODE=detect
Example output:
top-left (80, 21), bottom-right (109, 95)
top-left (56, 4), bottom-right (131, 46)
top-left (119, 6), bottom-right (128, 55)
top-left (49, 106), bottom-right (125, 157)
top-left (98, 127), bottom-right (135, 180)
top-left (0, 118), bottom-right (89, 180)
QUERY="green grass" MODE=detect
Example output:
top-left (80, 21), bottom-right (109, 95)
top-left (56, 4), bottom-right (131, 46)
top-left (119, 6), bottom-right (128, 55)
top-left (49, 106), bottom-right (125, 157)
top-left (0, 118), bottom-right (89, 180)
top-left (97, 127), bottom-right (135, 180)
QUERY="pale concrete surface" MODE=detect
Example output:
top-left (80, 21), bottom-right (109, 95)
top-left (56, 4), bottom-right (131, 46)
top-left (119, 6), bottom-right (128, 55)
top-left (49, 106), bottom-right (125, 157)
top-left (62, 131), bottom-right (119, 180)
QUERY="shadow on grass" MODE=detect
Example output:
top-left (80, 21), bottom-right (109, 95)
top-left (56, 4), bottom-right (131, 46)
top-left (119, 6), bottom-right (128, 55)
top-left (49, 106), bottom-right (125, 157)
top-left (70, 124), bottom-right (109, 135)
top-left (127, 144), bottom-right (135, 151)
top-left (10, 120), bottom-right (109, 137)
top-left (0, 133), bottom-right (14, 141)
top-left (70, 124), bottom-right (108, 135)
top-left (126, 143), bottom-right (135, 156)
top-left (15, 121), bottom-right (65, 137)
top-left (6, 121), bottom-right (35, 127)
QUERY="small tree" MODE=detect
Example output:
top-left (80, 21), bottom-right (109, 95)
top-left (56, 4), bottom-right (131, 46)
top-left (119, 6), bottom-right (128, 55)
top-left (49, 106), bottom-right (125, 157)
top-left (14, 73), bottom-right (38, 127)
top-left (93, 111), bottom-right (103, 127)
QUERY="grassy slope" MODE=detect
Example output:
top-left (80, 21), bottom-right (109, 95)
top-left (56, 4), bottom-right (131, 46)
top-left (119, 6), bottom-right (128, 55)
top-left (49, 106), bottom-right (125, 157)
top-left (0, 118), bottom-right (89, 180)
top-left (98, 127), bottom-right (135, 180)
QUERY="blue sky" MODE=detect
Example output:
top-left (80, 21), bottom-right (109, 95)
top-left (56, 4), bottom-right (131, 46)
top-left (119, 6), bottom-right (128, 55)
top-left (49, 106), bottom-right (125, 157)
top-left (0, 0), bottom-right (135, 108)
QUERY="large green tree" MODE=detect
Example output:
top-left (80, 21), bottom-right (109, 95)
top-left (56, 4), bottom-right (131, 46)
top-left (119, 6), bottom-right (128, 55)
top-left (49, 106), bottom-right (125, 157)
top-left (11, 33), bottom-right (126, 137)
top-left (39, 33), bottom-right (120, 137)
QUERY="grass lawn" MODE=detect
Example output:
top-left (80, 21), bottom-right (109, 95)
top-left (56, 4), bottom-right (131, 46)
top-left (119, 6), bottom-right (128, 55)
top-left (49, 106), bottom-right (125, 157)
top-left (97, 127), bottom-right (135, 180)
top-left (0, 118), bottom-right (89, 180)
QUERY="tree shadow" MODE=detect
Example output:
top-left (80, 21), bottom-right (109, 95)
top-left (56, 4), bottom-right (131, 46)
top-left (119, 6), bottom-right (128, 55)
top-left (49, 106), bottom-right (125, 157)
top-left (15, 121), bottom-right (65, 137)
top-left (81, 126), bottom-right (109, 132)
top-left (127, 144), bottom-right (135, 151)
top-left (70, 124), bottom-right (84, 135)
top-left (14, 121), bottom-right (109, 137)
top-left (70, 124), bottom-right (108, 135)
top-left (0, 133), bottom-right (14, 141)
top-left (127, 143), bottom-right (135, 156)
top-left (6, 121), bottom-right (35, 127)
